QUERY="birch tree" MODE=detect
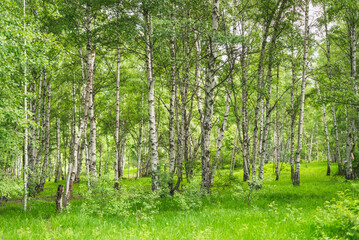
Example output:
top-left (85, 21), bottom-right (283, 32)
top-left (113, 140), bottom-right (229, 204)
top-left (294, 0), bottom-right (309, 186)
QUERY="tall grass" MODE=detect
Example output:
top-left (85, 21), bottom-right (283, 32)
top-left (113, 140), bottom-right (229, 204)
top-left (0, 161), bottom-right (352, 239)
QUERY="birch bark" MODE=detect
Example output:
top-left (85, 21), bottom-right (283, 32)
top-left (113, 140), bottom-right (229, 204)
top-left (144, 9), bottom-right (159, 191)
top-left (294, 0), bottom-right (309, 186)
top-left (201, 0), bottom-right (220, 193)
top-left (315, 80), bottom-right (331, 175)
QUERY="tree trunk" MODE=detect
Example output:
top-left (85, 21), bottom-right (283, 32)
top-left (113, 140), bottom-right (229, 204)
top-left (322, 5), bottom-right (342, 174)
top-left (345, 132), bottom-right (354, 180)
top-left (308, 133), bottom-right (313, 163)
top-left (315, 80), bottom-right (331, 175)
top-left (56, 185), bottom-right (64, 212)
top-left (36, 72), bottom-right (46, 173)
top-left (168, 21), bottom-right (176, 189)
top-left (85, 132), bottom-right (90, 188)
top-left (75, 138), bottom-right (85, 183)
top-left (137, 93), bottom-right (144, 179)
top-left (55, 118), bottom-right (61, 182)
top-left (23, 0), bottom-right (28, 211)
top-left (230, 129), bottom-right (238, 175)
top-left (98, 142), bottom-right (102, 177)
top-left (240, 30), bottom-right (250, 182)
top-left (275, 67), bottom-right (280, 181)
top-left (121, 137), bottom-right (127, 173)
top-left (89, 81), bottom-right (97, 178)
top-left (144, 10), bottom-right (160, 191)
top-left (210, 91), bottom-right (230, 185)
top-left (294, 0), bottom-right (309, 186)
top-left (258, 0), bottom-right (288, 181)
top-left (201, 0), bottom-right (219, 193)
top-left (28, 82), bottom-right (36, 175)
top-left (195, 33), bottom-right (203, 122)
top-left (332, 105), bottom-right (342, 174)
top-left (65, 3), bottom-right (95, 207)
top-left (251, 4), bottom-right (277, 181)
top-left (39, 70), bottom-right (51, 191)
top-left (344, 107), bottom-right (354, 180)
top-left (114, 30), bottom-right (121, 189)
top-left (173, 31), bottom-right (191, 192)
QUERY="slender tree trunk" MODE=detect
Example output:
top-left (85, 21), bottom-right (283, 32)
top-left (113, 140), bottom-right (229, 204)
top-left (230, 129), bottom-right (238, 175)
top-left (89, 82), bottom-right (97, 178)
top-left (85, 132), bottom-right (90, 188)
top-left (55, 118), bottom-right (61, 182)
top-left (344, 107), bottom-right (354, 179)
top-left (23, 0), bottom-right (28, 211)
top-left (240, 33), bottom-right (250, 182)
top-left (173, 30), bottom-right (191, 192)
top-left (332, 105), bottom-right (342, 174)
top-left (35, 73), bottom-right (43, 165)
top-left (144, 9), bottom-right (159, 191)
top-left (98, 142), bottom-right (102, 177)
top-left (28, 82), bottom-right (36, 174)
top-left (315, 80), bottom-right (331, 175)
top-left (114, 29), bottom-right (121, 188)
top-left (349, 20), bottom-right (358, 97)
top-left (39, 70), bottom-right (51, 190)
top-left (308, 133), bottom-right (313, 163)
top-left (195, 33), bottom-right (203, 122)
top-left (258, 0), bottom-right (287, 181)
top-left (210, 91), bottom-right (230, 185)
top-left (65, 3), bottom-right (95, 207)
top-left (168, 21), bottom-right (176, 189)
top-left (75, 138), bottom-right (85, 183)
top-left (322, 5), bottom-right (342, 174)
top-left (251, 5), bottom-right (278, 180)
top-left (201, 0), bottom-right (219, 193)
top-left (289, 4), bottom-right (297, 182)
top-left (62, 128), bottom-right (67, 181)
top-left (275, 67), bottom-right (280, 180)
top-left (345, 132), bottom-right (354, 180)
top-left (294, 0), bottom-right (309, 186)
top-left (36, 73), bottom-right (46, 172)
top-left (137, 93), bottom-right (144, 179)
top-left (121, 137), bottom-right (127, 173)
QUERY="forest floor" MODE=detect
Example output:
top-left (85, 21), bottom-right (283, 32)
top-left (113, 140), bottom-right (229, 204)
top-left (0, 161), bottom-right (354, 239)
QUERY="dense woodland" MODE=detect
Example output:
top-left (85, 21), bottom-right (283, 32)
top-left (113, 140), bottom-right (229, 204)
top-left (1, 0), bottom-right (359, 238)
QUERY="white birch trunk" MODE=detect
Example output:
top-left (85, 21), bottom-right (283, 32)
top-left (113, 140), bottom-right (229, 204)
top-left (294, 0), bottom-right (309, 186)
top-left (168, 20), bottom-right (176, 189)
top-left (137, 93), bottom-right (144, 179)
top-left (201, 0), bottom-right (219, 193)
top-left (332, 105), bottom-right (342, 173)
top-left (114, 28), bottom-right (121, 188)
top-left (144, 10), bottom-right (160, 191)
top-left (65, 3), bottom-right (95, 206)
top-left (40, 70), bottom-right (51, 190)
top-left (210, 91), bottom-right (230, 185)
top-left (89, 83), bottom-right (97, 178)
top-left (23, 0), bottom-right (28, 211)
top-left (315, 80), bottom-right (331, 175)
top-left (55, 118), bottom-right (61, 182)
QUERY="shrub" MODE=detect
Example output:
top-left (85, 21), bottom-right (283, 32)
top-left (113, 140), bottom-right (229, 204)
top-left (173, 179), bottom-right (203, 210)
top-left (0, 175), bottom-right (22, 207)
top-left (79, 177), bottom-right (130, 217)
top-left (232, 179), bottom-right (262, 209)
top-left (80, 176), bottom-right (160, 220)
top-left (315, 184), bottom-right (359, 240)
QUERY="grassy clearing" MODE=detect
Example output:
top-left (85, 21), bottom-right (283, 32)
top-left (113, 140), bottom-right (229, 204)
top-left (0, 161), bottom-right (353, 239)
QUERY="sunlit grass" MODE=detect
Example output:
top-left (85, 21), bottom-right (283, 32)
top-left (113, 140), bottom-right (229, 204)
top-left (0, 161), bottom-right (352, 239)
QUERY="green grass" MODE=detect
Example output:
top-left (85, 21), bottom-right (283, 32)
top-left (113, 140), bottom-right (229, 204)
top-left (0, 161), bottom-right (353, 239)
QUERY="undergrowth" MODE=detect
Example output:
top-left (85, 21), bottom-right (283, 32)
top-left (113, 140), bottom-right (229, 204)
top-left (0, 161), bottom-right (355, 239)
